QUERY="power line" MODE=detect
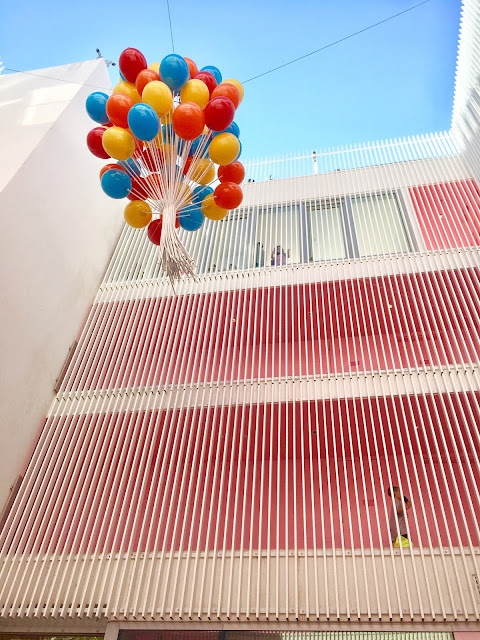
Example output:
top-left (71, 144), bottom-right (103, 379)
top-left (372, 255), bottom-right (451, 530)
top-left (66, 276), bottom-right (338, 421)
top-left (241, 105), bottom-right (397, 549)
top-left (166, 0), bottom-right (175, 54)
top-left (2, 0), bottom-right (434, 92)
top-left (242, 0), bottom-right (432, 84)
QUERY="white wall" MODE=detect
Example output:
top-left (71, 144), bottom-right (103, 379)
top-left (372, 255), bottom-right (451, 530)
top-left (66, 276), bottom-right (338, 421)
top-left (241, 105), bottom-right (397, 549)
top-left (0, 60), bottom-right (123, 508)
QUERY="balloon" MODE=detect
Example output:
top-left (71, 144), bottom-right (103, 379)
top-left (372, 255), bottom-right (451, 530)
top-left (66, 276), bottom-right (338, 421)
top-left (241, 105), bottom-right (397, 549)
top-left (124, 199), bottom-right (152, 228)
top-left (119, 71), bottom-right (126, 81)
top-left (178, 205), bottom-right (204, 231)
top-left (212, 121), bottom-right (240, 138)
top-left (112, 80), bottom-right (141, 104)
top-left (192, 185), bottom-right (213, 204)
top-left (214, 181), bottom-right (243, 209)
top-left (172, 102), bottom-right (205, 140)
top-left (223, 78), bottom-right (244, 103)
top-left (128, 176), bottom-right (150, 200)
top-left (208, 132), bottom-right (240, 165)
top-left (147, 218), bottom-right (163, 245)
top-left (101, 168), bottom-right (132, 199)
top-left (142, 81), bottom-right (173, 117)
top-left (184, 158), bottom-right (215, 185)
top-left (86, 92), bottom-right (109, 124)
top-left (194, 71), bottom-right (217, 96)
top-left (117, 157), bottom-right (141, 176)
top-left (218, 161), bottom-right (245, 184)
top-left (127, 103), bottom-right (160, 141)
top-left (234, 140), bottom-right (242, 161)
top-left (183, 57), bottom-right (198, 79)
top-left (202, 193), bottom-right (228, 220)
top-left (189, 133), bottom-right (211, 157)
top-left (140, 147), bottom-right (164, 172)
top-left (201, 65), bottom-right (222, 84)
top-left (180, 79), bottom-right (209, 109)
top-left (160, 54), bottom-right (190, 91)
top-left (148, 62), bottom-right (161, 75)
top-left (211, 83), bottom-right (240, 109)
top-left (119, 47), bottom-right (147, 83)
top-left (136, 68), bottom-right (160, 95)
top-left (144, 172), bottom-right (164, 197)
top-left (87, 127), bottom-right (110, 159)
top-left (106, 93), bottom-right (134, 128)
top-left (204, 96), bottom-right (235, 131)
top-left (100, 163), bottom-right (121, 179)
top-left (102, 126), bottom-right (136, 160)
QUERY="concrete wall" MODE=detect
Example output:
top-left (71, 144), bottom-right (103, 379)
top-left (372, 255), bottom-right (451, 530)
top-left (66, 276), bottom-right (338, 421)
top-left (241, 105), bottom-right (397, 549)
top-left (0, 59), bottom-right (123, 508)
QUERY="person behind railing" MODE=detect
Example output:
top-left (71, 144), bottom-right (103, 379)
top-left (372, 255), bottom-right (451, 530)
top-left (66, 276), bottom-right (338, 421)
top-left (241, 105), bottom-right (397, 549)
top-left (255, 242), bottom-right (265, 267)
top-left (271, 245), bottom-right (290, 266)
top-left (388, 485), bottom-right (412, 547)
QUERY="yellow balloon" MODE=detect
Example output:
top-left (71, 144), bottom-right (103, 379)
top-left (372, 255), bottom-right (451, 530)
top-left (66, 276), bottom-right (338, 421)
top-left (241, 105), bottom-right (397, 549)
top-left (208, 132), bottom-right (240, 166)
top-left (148, 62), bottom-right (161, 75)
top-left (142, 81), bottom-right (173, 117)
top-left (124, 200), bottom-right (152, 228)
top-left (102, 126), bottom-right (136, 160)
top-left (223, 78), bottom-right (244, 103)
top-left (180, 79), bottom-right (210, 109)
top-left (202, 194), bottom-right (229, 220)
top-left (113, 80), bottom-right (141, 104)
top-left (188, 158), bottom-right (216, 185)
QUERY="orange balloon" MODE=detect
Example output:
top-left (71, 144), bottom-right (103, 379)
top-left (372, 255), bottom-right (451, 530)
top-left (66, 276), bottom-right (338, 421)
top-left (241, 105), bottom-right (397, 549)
top-left (211, 83), bottom-right (240, 109)
top-left (100, 163), bottom-right (123, 179)
top-left (184, 57), bottom-right (198, 79)
top-left (106, 93), bottom-right (135, 128)
top-left (136, 68), bottom-right (160, 95)
top-left (172, 102), bottom-right (205, 140)
top-left (223, 78), bottom-right (244, 103)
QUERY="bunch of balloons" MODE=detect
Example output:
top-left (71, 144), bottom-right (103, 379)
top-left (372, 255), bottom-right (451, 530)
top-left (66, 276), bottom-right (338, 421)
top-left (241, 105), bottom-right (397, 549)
top-left (86, 47), bottom-right (245, 285)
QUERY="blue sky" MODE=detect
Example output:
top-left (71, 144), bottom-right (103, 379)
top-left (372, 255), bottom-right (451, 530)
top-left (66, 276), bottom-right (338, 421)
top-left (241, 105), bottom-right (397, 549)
top-left (1, 0), bottom-right (461, 159)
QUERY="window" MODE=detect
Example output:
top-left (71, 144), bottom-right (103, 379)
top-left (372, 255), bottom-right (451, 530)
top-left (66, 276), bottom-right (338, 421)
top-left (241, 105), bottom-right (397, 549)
top-left (307, 200), bottom-right (349, 261)
top-left (351, 192), bottom-right (412, 256)
top-left (255, 204), bottom-right (300, 267)
top-left (203, 212), bottom-right (252, 273)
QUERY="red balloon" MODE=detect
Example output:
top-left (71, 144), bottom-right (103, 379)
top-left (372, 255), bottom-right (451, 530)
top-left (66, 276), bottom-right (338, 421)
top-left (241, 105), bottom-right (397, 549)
top-left (140, 147), bottom-right (165, 172)
top-left (87, 127), bottom-right (110, 159)
top-left (102, 121), bottom-right (114, 128)
top-left (214, 182), bottom-right (243, 209)
top-left (128, 176), bottom-right (149, 201)
top-left (175, 212), bottom-right (181, 229)
top-left (172, 102), bottom-right (205, 140)
top-left (218, 161), bottom-right (245, 184)
top-left (182, 156), bottom-right (193, 176)
top-left (106, 93), bottom-right (135, 128)
top-left (136, 68), bottom-right (160, 95)
top-left (145, 173), bottom-right (164, 197)
top-left (147, 218), bottom-right (163, 245)
top-left (119, 47), bottom-right (147, 83)
top-left (100, 163), bottom-right (123, 179)
top-left (211, 83), bottom-right (240, 109)
top-left (184, 57), bottom-right (198, 80)
top-left (194, 71), bottom-right (217, 96)
top-left (204, 97), bottom-right (235, 132)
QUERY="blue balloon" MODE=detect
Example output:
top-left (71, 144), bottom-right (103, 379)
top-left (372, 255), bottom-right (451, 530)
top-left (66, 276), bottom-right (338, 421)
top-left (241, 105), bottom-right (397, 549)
top-left (234, 140), bottom-right (242, 162)
top-left (189, 134), bottom-right (211, 157)
top-left (160, 54), bottom-right (190, 91)
top-left (212, 121), bottom-right (240, 139)
top-left (86, 92), bottom-right (109, 124)
top-left (101, 169), bottom-right (132, 199)
top-left (119, 71), bottom-right (126, 81)
top-left (201, 65), bottom-right (222, 84)
top-left (117, 157), bottom-right (141, 177)
top-left (127, 103), bottom-right (160, 141)
top-left (178, 205), bottom-right (205, 231)
top-left (192, 185), bottom-right (213, 204)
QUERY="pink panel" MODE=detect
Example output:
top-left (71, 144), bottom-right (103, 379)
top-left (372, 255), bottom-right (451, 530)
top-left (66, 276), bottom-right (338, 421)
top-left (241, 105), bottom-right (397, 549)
top-left (6, 394), bottom-right (479, 555)
top-left (409, 179), bottom-right (480, 250)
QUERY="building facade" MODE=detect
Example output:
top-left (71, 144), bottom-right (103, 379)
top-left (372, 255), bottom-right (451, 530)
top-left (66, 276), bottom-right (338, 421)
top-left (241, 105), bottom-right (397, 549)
top-left (1, 1), bottom-right (480, 638)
